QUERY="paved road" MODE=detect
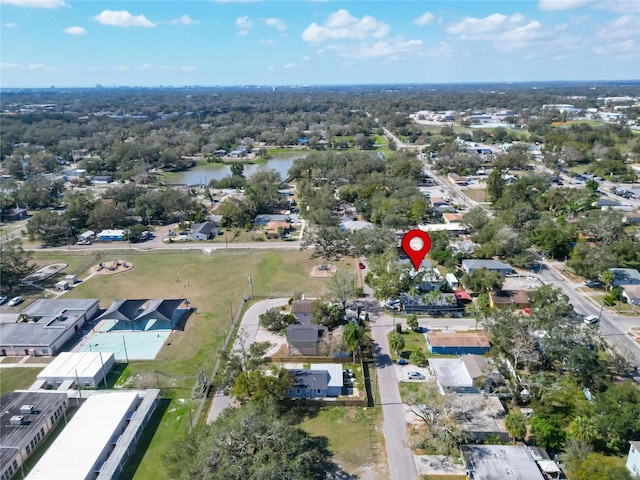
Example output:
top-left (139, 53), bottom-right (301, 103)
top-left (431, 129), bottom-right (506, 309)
top-left (540, 261), bottom-right (640, 366)
top-left (23, 240), bottom-right (302, 253)
top-left (206, 298), bottom-right (289, 424)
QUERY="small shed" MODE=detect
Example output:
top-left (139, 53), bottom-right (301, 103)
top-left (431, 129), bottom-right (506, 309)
top-left (64, 274), bottom-right (78, 284)
top-left (446, 273), bottom-right (459, 289)
top-left (55, 280), bottom-right (69, 291)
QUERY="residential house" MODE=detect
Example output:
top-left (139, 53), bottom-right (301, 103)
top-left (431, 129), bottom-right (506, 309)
top-left (78, 230), bottom-right (95, 242)
top-left (461, 445), bottom-right (546, 480)
top-left (190, 221), bottom-right (219, 241)
top-left (418, 223), bottom-right (467, 235)
top-left (447, 172), bottom-right (467, 186)
top-left (91, 175), bottom-right (114, 184)
top-left (290, 300), bottom-right (314, 324)
top-left (254, 214), bottom-right (290, 226)
top-left (461, 259), bottom-right (513, 275)
top-left (265, 221), bottom-right (291, 238)
top-left (0, 207), bottom-right (28, 222)
top-left (286, 363), bottom-right (343, 399)
top-left (622, 285), bottom-right (640, 306)
top-left (426, 332), bottom-right (490, 355)
top-left (442, 213), bottom-right (463, 224)
top-left (627, 441), bottom-right (640, 478)
top-left (609, 268), bottom-right (640, 287)
top-left (489, 290), bottom-right (531, 309)
top-left (286, 324), bottom-right (327, 356)
top-left (97, 230), bottom-right (125, 242)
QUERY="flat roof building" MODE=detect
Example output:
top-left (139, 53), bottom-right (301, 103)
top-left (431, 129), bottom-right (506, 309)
top-left (27, 390), bottom-right (159, 480)
top-left (0, 299), bottom-right (100, 357)
top-left (0, 391), bottom-right (69, 480)
top-left (461, 445), bottom-right (545, 480)
top-left (37, 352), bottom-right (115, 389)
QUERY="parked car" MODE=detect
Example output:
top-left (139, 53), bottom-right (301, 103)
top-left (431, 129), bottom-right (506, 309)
top-left (584, 315), bottom-right (599, 325)
top-left (407, 371), bottom-right (425, 380)
top-left (584, 280), bottom-right (603, 288)
top-left (358, 262), bottom-right (366, 270)
top-left (8, 296), bottom-right (23, 307)
top-left (396, 358), bottom-right (408, 365)
top-left (0, 296), bottom-right (7, 305)
top-left (77, 239), bottom-right (92, 245)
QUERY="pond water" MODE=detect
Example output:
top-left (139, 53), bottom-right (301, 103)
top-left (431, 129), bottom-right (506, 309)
top-left (163, 153), bottom-right (306, 185)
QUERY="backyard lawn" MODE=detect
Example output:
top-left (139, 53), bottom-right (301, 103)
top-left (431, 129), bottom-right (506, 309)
top-left (460, 188), bottom-right (488, 202)
top-left (389, 329), bottom-right (429, 361)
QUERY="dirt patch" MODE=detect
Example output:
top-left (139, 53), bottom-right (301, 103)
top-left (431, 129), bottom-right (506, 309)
top-left (90, 258), bottom-right (134, 275)
top-left (311, 264), bottom-right (337, 277)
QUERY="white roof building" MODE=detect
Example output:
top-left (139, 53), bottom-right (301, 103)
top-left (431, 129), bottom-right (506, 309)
top-left (27, 390), bottom-right (159, 480)
top-left (37, 352), bottom-right (115, 389)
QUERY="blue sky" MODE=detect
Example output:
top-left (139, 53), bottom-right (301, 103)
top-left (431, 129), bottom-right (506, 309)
top-left (1, 0), bottom-right (639, 87)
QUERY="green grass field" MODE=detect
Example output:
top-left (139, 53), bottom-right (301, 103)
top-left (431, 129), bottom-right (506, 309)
top-left (389, 330), bottom-right (429, 361)
top-left (0, 367), bottom-right (44, 395)
top-left (460, 188), bottom-right (488, 202)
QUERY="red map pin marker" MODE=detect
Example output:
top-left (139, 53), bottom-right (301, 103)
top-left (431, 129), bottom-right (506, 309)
top-left (401, 229), bottom-right (432, 271)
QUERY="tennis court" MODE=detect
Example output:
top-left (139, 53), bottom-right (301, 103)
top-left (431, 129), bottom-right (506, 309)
top-left (80, 330), bottom-right (171, 361)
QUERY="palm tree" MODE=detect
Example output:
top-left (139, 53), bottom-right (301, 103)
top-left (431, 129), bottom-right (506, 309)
top-left (343, 322), bottom-right (366, 362)
top-left (600, 270), bottom-right (615, 292)
top-left (504, 411), bottom-right (527, 444)
top-left (568, 416), bottom-right (599, 443)
top-left (389, 332), bottom-right (405, 357)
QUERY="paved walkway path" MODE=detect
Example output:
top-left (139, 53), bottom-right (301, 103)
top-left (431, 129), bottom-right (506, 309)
top-left (205, 298), bottom-right (289, 424)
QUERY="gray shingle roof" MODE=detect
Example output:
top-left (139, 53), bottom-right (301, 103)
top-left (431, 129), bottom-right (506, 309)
top-left (290, 370), bottom-right (329, 390)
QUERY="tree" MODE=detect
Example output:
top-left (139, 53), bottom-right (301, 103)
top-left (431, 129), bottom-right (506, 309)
top-left (504, 411), bottom-right (527, 444)
top-left (600, 270), bottom-right (615, 292)
top-left (0, 239), bottom-right (34, 294)
top-left (163, 398), bottom-right (331, 480)
top-left (326, 269), bottom-right (356, 310)
top-left (230, 162), bottom-right (244, 178)
top-left (220, 333), bottom-right (272, 392)
top-left (259, 308), bottom-right (294, 332)
top-left (406, 314), bottom-right (419, 331)
top-left (568, 416), bottom-right (599, 444)
top-left (230, 366), bottom-right (292, 402)
top-left (343, 322), bottom-right (366, 362)
top-left (244, 169), bottom-right (283, 214)
top-left (460, 268), bottom-right (504, 293)
top-left (486, 168), bottom-right (506, 202)
top-left (530, 415), bottom-right (566, 451)
top-left (26, 210), bottom-right (70, 246)
top-left (409, 347), bottom-right (428, 367)
top-left (350, 225), bottom-right (396, 256)
top-left (566, 452), bottom-right (635, 480)
top-left (389, 332), bottom-right (405, 356)
top-left (301, 226), bottom-right (351, 261)
top-left (461, 206), bottom-right (489, 233)
top-left (312, 301), bottom-right (344, 330)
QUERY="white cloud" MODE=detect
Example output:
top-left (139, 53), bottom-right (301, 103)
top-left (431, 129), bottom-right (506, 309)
top-left (265, 17), bottom-right (286, 31)
top-left (302, 55), bottom-right (311, 61)
top-left (236, 15), bottom-right (253, 35)
top-left (413, 12), bottom-right (434, 27)
top-left (180, 66), bottom-right (196, 71)
top-left (1, 62), bottom-right (53, 70)
top-left (538, 0), bottom-right (640, 12)
top-left (116, 65), bottom-right (128, 71)
top-left (64, 26), bottom-right (86, 35)
top-left (170, 14), bottom-right (199, 26)
top-left (267, 65), bottom-right (275, 70)
top-left (598, 14), bottom-right (640, 39)
top-left (0, 0), bottom-right (64, 8)
top-left (447, 13), bottom-right (520, 36)
top-left (259, 38), bottom-right (276, 45)
top-left (284, 63), bottom-right (296, 69)
top-left (326, 38), bottom-right (426, 59)
top-left (4, 22), bottom-right (16, 27)
top-left (140, 64), bottom-right (152, 69)
top-left (302, 9), bottom-right (389, 43)
top-left (94, 10), bottom-right (156, 28)
top-left (538, 0), bottom-right (593, 10)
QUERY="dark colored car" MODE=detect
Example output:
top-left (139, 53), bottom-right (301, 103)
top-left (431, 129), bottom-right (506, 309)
top-left (358, 262), bottom-right (366, 270)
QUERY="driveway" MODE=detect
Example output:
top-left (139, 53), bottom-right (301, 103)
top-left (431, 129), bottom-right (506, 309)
top-left (206, 298), bottom-right (289, 424)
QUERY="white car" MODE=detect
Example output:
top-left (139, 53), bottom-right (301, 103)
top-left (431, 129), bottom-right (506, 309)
top-left (583, 315), bottom-right (599, 325)
top-left (407, 371), bottom-right (425, 380)
top-left (8, 296), bottom-right (23, 307)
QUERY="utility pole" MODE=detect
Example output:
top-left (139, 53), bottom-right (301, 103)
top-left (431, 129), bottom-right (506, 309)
top-left (248, 275), bottom-right (253, 299)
